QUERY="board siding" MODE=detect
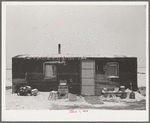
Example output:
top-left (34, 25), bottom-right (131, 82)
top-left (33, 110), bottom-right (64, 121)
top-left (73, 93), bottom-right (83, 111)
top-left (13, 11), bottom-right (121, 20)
top-left (82, 62), bottom-right (95, 69)
top-left (81, 60), bottom-right (95, 95)
top-left (81, 69), bottom-right (95, 78)
top-left (82, 79), bottom-right (95, 86)
top-left (81, 86), bottom-right (95, 95)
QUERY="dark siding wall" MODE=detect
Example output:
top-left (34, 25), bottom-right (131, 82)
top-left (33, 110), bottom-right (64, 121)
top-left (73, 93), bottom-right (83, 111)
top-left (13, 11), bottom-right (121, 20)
top-left (12, 58), bottom-right (81, 93)
top-left (12, 58), bottom-right (81, 79)
top-left (12, 58), bottom-right (44, 79)
top-left (93, 58), bottom-right (137, 95)
top-left (25, 59), bottom-right (44, 73)
top-left (12, 58), bottom-right (28, 93)
top-left (118, 58), bottom-right (137, 91)
top-left (57, 60), bottom-right (81, 95)
top-left (12, 57), bottom-right (137, 93)
top-left (12, 58), bottom-right (27, 79)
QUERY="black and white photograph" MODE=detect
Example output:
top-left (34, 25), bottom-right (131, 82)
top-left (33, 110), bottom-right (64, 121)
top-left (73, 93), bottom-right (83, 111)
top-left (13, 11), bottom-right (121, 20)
top-left (2, 1), bottom-right (149, 121)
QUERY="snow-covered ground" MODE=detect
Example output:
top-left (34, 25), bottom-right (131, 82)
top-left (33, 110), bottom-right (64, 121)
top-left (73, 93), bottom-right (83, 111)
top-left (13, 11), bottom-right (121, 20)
top-left (6, 88), bottom-right (146, 110)
top-left (5, 69), bottom-right (146, 110)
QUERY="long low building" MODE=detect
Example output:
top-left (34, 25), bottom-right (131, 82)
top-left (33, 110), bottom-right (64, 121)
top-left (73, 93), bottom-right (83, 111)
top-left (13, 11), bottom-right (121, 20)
top-left (12, 54), bottom-right (138, 95)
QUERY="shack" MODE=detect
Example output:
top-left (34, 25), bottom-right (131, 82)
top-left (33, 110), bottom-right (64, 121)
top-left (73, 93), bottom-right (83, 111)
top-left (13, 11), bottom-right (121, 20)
top-left (12, 54), bottom-right (138, 96)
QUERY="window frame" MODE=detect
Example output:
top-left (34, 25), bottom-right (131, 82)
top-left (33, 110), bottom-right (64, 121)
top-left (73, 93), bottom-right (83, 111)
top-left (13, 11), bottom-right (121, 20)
top-left (43, 62), bottom-right (57, 79)
top-left (105, 62), bottom-right (119, 78)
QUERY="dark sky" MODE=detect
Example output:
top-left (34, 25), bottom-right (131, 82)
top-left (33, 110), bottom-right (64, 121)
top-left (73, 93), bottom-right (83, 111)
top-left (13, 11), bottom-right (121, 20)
top-left (6, 4), bottom-right (146, 68)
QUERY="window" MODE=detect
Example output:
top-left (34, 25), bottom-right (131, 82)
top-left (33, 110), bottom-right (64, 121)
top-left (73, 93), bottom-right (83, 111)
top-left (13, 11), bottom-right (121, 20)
top-left (105, 62), bottom-right (119, 78)
top-left (44, 64), bottom-right (57, 79)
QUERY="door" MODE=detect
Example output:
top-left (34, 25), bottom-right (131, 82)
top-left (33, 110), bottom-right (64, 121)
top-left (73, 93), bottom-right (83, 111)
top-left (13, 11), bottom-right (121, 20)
top-left (81, 60), bottom-right (95, 95)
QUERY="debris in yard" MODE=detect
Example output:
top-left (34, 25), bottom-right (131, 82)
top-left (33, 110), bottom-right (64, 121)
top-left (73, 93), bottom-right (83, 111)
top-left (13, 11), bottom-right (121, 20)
top-left (129, 83), bottom-right (135, 99)
top-left (48, 91), bottom-right (58, 100)
top-left (99, 95), bottom-right (120, 102)
top-left (31, 88), bottom-right (38, 96)
top-left (6, 86), bottom-right (12, 90)
top-left (6, 88), bottom-right (146, 110)
top-left (120, 86), bottom-right (125, 92)
top-left (84, 96), bottom-right (104, 104)
top-left (99, 88), bottom-right (146, 102)
top-left (138, 87), bottom-right (146, 96)
top-left (68, 93), bottom-right (77, 102)
top-left (58, 79), bottom-right (69, 99)
top-left (129, 91), bottom-right (135, 99)
top-left (125, 88), bottom-right (146, 101)
top-left (17, 85), bottom-right (32, 96)
top-left (17, 85), bottom-right (38, 96)
top-left (63, 94), bottom-right (85, 102)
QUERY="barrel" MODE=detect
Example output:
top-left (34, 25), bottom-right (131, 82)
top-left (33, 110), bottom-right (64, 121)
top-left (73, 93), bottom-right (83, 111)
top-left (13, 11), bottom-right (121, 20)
top-left (120, 92), bottom-right (127, 99)
top-left (120, 86), bottom-right (125, 92)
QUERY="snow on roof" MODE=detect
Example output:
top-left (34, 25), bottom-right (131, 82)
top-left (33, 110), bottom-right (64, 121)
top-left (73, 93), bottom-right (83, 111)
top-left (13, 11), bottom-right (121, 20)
top-left (13, 54), bottom-right (30, 58)
top-left (13, 54), bottom-right (135, 59)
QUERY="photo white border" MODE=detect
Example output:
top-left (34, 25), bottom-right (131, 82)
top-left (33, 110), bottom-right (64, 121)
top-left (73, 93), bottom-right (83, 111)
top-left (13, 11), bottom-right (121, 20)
top-left (2, 1), bottom-right (149, 121)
